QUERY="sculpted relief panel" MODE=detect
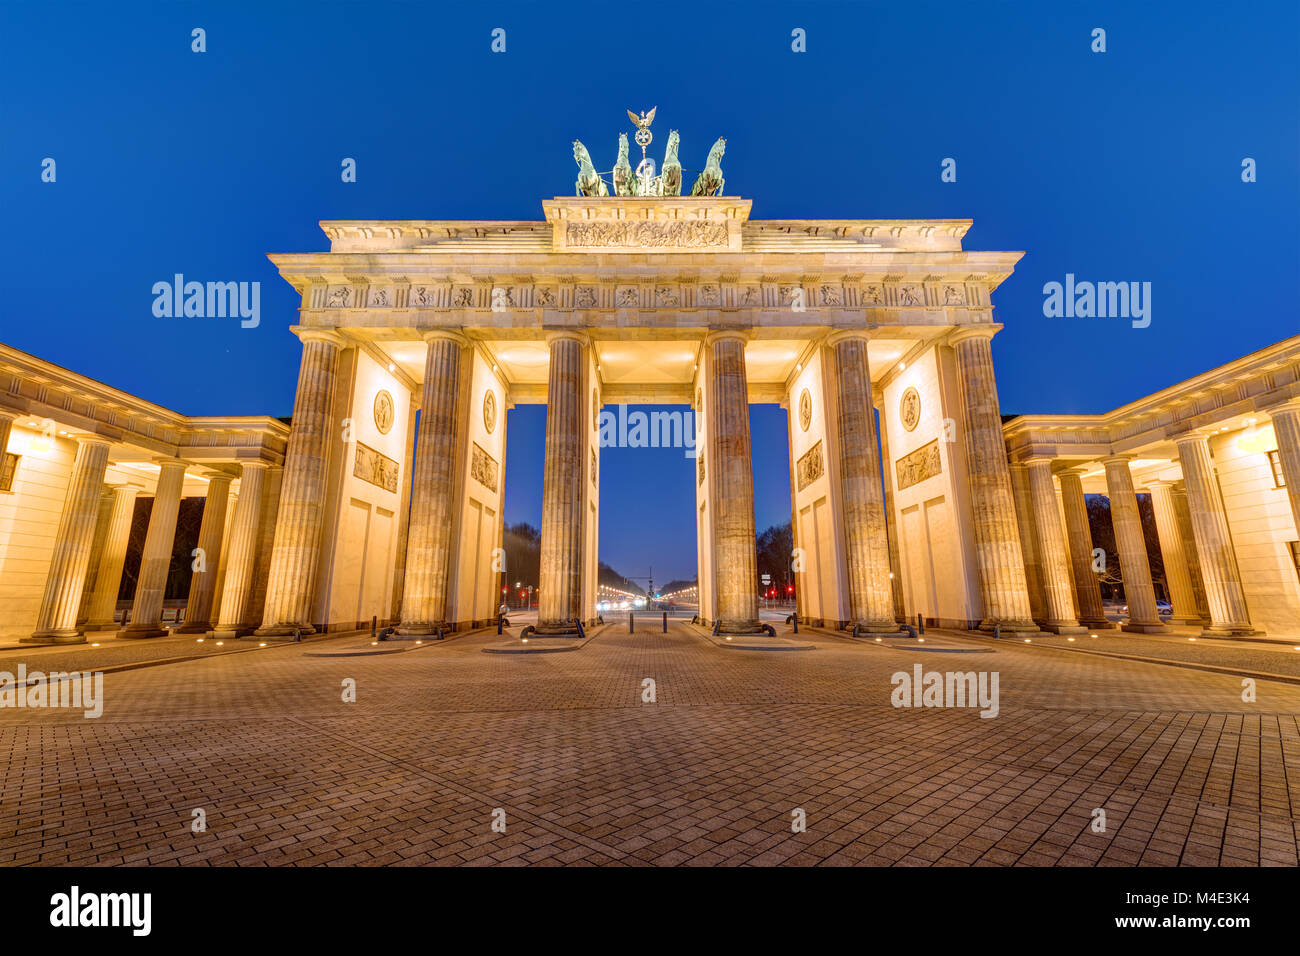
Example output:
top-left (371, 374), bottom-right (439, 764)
top-left (565, 220), bottom-right (729, 249)
top-left (471, 442), bottom-right (499, 493)
top-left (796, 440), bottom-right (824, 492)
top-left (896, 439), bottom-right (942, 491)
top-left (354, 442), bottom-right (400, 493)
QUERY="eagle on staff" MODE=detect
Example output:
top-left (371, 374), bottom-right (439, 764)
top-left (627, 106), bottom-right (656, 131)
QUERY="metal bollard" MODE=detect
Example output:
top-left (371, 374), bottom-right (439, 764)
top-left (371, 616), bottom-right (377, 638)
top-left (792, 612), bottom-right (799, 634)
top-left (993, 624), bottom-right (1002, 640)
top-left (293, 627), bottom-right (302, 643)
top-left (917, 613), bottom-right (926, 635)
top-left (629, 611), bottom-right (634, 634)
top-left (662, 611), bottom-right (667, 633)
top-left (497, 614), bottom-right (503, 635)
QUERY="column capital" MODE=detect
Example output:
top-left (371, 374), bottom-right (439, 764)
top-left (236, 460), bottom-right (271, 475)
top-left (107, 480), bottom-right (146, 493)
top-left (1145, 478), bottom-right (1175, 489)
top-left (703, 329), bottom-right (750, 347)
top-left (825, 329), bottom-right (870, 348)
top-left (543, 329), bottom-right (589, 347)
top-left (1100, 453), bottom-right (1133, 466)
top-left (68, 432), bottom-right (112, 447)
top-left (421, 328), bottom-right (470, 347)
top-left (948, 325), bottom-right (999, 347)
top-left (153, 457), bottom-right (193, 470)
top-left (1170, 427), bottom-right (1217, 447)
top-left (200, 470), bottom-right (235, 485)
top-left (1023, 455), bottom-right (1055, 467)
top-left (1265, 398), bottom-right (1300, 421)
top-left (293, 327), bottom-right (346, 348)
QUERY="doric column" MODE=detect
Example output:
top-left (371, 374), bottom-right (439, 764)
top-left (1269, 401), bottom-right (1300, 539)
top-left (1173, 433), bottom-right (1259, 636)
top-left (1058, 469), bottom-right (1114, 628)
top-left (83, 483), bottom-right (143, 630)
top-left (950, 329), bottom-right (1036, 632)
top-left (1171, 482), bottom-right (1211, 621)
top-left (398, 331), bottom-right (466, 634)
top-left (256, 330), bottom-right (344, 637)
top-left (1101, 455), bottom-right (1169, 633)
top-left (1025, 458), bottom-right (1085, 632)
top-left (389, 391), bottom-right (419, 623)
top-left (1146, 480), bottom-right (1202, 625)
top-left (119, 459), bottom-right (190, 638)
top-left (1008, 462), bottom-right (1049, 624)
top-left (25, 436), bottom-right (112, 644)
top-left (830, 332), bottom-right (896, 631)
top-left (0, 412), bottom-right (13, 463)
top-left (210, 462), bottom-right (268, 637)
top-left (707, 330), bottom-right (760, 633)
top-left (874, 394), bottom-right (906, 620)
top-left (537, 332), bottom-right (586, 632)
top-left (176, 472), bottom-right (233, 632)
top-left (77, 488), bottom-right (115, 625)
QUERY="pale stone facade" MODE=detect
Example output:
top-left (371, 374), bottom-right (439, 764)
top-left (1004, 335), bottom-right (1300, 638)
top-left (2, 196), bottom-right (1298, 643)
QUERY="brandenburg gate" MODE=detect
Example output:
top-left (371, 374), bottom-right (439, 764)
top-left (255, 189), bottom-right (1037, 638)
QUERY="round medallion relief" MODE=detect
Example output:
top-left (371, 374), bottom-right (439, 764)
top-left (483, 390), bottom-right (497, 434)
top-left (900, 386), bottom-right (921, 432)
top-left (798, 389), bottom-right (812, 432)
top-left (373, 389), bottom-right (394, 435)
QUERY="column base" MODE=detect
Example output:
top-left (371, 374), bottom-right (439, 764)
top-left (254, 623), bottom-right (316, 639)
top-left (851, 620), bottom-right (907, 634)
top-left (21, 630), bottom-right (87, 645)
top-left (1037, 622), bottom-right (1087, 634)
top-left (716, 620), bottom-right (765, 635)
top-left (117, 624), bottom-right (171, 639)
top-left (1121, 622), bottom-right (1172, 634)
top-left (81, 621), bottom-right (121, 632)
top-left (1078, 618), bottom-right (1116, 630)
top-left (395, 622), bottom-right (447, 636)
top-left (1168, 615), bottom-right (1205, 626)
top-left (173, 621), bottom-right (212, 634)
top-left (1200, 625), bottom-right (1265, 638)
top-left (210, 626), bottom-right (259, 639)
top-left (532, 622), bottom-right (583, 637)
top-left (977, 619), bottom-right (1040, 635)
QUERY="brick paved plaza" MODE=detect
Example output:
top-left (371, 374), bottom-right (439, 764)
top-left (2, 623), bottom-right (1298, 867)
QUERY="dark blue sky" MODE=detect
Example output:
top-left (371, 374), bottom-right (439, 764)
top-left (3, 0), bottom-right (1296, 583)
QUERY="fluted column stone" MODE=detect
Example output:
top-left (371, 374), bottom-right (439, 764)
top-left (950, 329), bottom-right (1036, 632)
top-left (1009, 462), bottom-right (1049, 625)
top-left (707, 331), bottom-right (760, 633)
top-left (1058, 470), bottom-right (1114, 629)
top-left (874, 395), bottom-right (906, 621)
top-left (1174, 433), bottom-right (1259, 636)
top-left (256, 330), bottom-right (343, 637)
top-left (537, 332), bottom-right (586, 632)
top-left (1146, 480), bottom-right (1202, 625)
top-left (211, 462), bottom-right (269, 638)
top-left (1026, 458), bottom-right (1084, 632)
top-left (1101, 455), bottom-right (1169, 633)
top-left (831, 333), bottom-right (896, 631)
top-left (26, 436), bottom-right (112, 644)
top-left (398, 331), bottom-right (466, 634)
top-left (119, 459), bottom-right (189, 638)
top-left (176, 472), bottom-right (233, 632)
top-left (83, 483), bottom-right (143, 630)
top-left (1269, 402), bottom-right (1300, 543)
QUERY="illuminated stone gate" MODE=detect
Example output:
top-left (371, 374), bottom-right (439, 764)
top-left (254, 193), bottom-right (1039, 636)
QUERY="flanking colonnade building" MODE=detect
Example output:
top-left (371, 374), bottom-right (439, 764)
top-left (2, 195), bottom-right (1298, 643)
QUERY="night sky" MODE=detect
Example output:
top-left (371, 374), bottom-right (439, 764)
top-left (3, 1), bottom-right (1296, 584)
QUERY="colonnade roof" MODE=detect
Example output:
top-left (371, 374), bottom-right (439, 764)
top-left (1003, 334), bottom-right (1300, 492)
top-left (0, 342), bottom-right (290, 489)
